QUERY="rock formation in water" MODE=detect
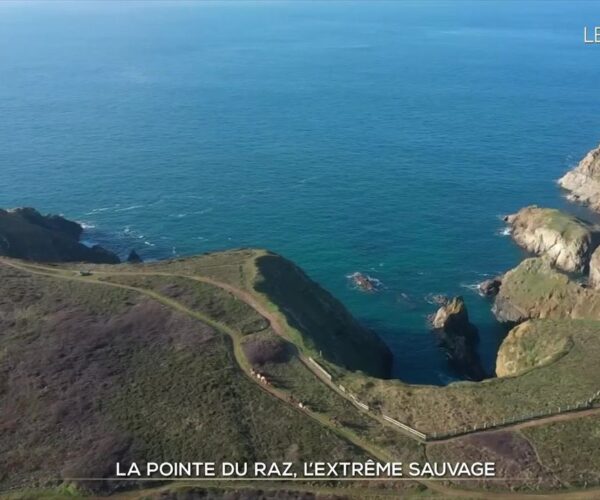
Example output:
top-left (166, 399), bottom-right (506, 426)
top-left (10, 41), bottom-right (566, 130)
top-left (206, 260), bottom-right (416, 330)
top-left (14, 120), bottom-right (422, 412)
top-left (478, 278), bottom-right (502, 297)
top-left (0, 207), bottom-right (120, 264)
top-left (558, 144), bottom-right (600, 212)
top-left (431, 296), bottom-right (485, 381)
top-left (503, 206), bottom-right (600, 273)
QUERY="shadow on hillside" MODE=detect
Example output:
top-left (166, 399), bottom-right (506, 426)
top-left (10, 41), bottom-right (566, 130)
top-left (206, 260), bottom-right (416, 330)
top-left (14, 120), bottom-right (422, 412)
top-left (254, 254), bottom-right (393, 379)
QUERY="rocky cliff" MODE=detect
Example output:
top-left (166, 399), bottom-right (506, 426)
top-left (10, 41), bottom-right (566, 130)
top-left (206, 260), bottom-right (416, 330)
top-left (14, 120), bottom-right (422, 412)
top-left (492, 257), bottom-right (600, 323)
top-left (558, 144), bottom-right (600, 212)
top-left (504, 206), bottom-right (600, 273)
top-left (0, 207), bottom-right (120, 264)
top-left (431, 296), bottom-right (485, 381)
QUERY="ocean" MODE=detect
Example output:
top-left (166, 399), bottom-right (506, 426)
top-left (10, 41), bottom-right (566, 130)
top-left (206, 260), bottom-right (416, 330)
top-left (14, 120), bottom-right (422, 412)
top-left (1, 0), bottom-right (599, 384)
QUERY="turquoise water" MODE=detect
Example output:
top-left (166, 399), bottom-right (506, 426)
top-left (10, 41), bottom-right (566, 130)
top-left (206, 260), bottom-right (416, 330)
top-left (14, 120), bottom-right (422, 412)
top-left (1, 1), bottom-right (600, 384)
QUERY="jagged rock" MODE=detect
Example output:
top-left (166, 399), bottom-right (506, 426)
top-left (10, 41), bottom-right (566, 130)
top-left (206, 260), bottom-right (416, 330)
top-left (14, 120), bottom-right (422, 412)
top-left (0, 207), bottom-right (120, 264)
top-left (127, 250), bottom-right (143, 264)
top-left (432, 296), bottom-right (485, 381)
top-left (9, 207), bottom-right (83, 240)
top-left (478, 278), bottom-right (502, 297)
top-left (558, 144), bottom-right (600, 212)
top-left (504, 206), bottom-right (600, 273)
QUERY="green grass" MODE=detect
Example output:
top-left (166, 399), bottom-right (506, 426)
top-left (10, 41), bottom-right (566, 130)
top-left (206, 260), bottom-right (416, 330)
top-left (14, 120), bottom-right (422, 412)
top-left (496, 320), bottom-right (574, 377)
top-left (3, 250), bottom-right (600, 498)
top-left (541, 208), bottom-right (594, 241)
top-left (522, 414), bottom-right (600, 487)
top-left (335, 319), bottom-right (600, 435)
top-left (494, 257), bottom-right (600, 322)
top-left (107, 341), bottom-right (365, 467)
top-left (0, 262), bottom-right (370, 494)
top-left (101, 274), bottom-right (269, 335)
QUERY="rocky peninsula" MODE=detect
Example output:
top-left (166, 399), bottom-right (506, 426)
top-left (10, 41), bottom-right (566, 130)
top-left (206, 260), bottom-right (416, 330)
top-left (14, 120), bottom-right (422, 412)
top-left (0, 207), bottom-right (120, 264)
top-left (491, 142), bottom-right (600, 378)
top-left (504, 206), bottom-right (600, 273)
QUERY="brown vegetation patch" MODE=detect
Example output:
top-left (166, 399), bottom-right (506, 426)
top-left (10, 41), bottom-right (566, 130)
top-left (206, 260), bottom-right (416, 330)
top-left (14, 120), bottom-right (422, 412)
top-left (426, 430), bottom-right (560, 491)
top-left (242, 333), bottom-right (293, 366)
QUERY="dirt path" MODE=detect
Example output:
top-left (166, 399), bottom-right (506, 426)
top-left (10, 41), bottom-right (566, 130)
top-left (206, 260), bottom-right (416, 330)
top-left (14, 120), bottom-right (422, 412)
top-left (8, 259), bottom-right (599, 442)
top-left (3, 257), bottom-right (600, 500)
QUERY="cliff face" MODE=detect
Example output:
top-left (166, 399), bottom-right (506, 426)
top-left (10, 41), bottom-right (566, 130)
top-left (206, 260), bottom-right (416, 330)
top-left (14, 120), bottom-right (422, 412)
top-left (496, 320), bottom-right (574, 377)
top-left (504, 206), bottom-right (600, 273)
top-left (492, 258), bottom-right (600, 324)
top-left (0, 208), bottom-right (120, 264)
top-left (558, 144), bottom-right (600, 213)
top-left (254, 253), bottom-right (393, 378)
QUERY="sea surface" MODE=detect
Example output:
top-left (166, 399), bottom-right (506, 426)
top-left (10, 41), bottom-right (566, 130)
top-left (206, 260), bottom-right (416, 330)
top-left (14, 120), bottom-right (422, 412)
top-left (1, 1), bottom-right (600, 384)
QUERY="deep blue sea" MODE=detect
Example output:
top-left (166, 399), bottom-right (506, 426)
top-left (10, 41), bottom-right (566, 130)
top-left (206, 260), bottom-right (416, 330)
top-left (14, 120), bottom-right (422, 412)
top-left (1, 1), bottom-right (599, 384)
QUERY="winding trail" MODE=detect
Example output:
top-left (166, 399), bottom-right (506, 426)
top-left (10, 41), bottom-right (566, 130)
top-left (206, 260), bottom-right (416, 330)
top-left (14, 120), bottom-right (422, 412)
top-left (5, 258), bottom-right (598, 442)
top-left (2, 257), bottom-right (600, 500)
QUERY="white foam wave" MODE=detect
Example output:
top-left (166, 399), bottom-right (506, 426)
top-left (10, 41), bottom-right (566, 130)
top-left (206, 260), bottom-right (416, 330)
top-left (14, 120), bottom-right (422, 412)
top-left (460, 282), bottom-right (480, 293)
top-left (495, 226), bottom-right (512, 237)
top-left (114, 204), bottom-right (144, 213)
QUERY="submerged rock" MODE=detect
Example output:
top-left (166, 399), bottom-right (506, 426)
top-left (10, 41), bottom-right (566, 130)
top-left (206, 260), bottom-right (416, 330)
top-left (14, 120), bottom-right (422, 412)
top-left (432, 296), bottom-right (485, 381)
top-left (0, 207), bottom-right (120, 264)
top-left (348, 272), bottom-right (380, 292)
top-left (504, 206), bottom-right (600, 273)
top-left (558, 143), bottom-right (600, 213)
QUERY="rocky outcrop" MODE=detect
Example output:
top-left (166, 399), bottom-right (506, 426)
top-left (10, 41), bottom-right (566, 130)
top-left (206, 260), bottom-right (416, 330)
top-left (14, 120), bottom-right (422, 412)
top-left (558, 144), bottom-right (600, 212)
top-left (478, 278), bottom-right (502, 297)
top-left (504, 206), bottom-right (600, 273)
top-left (496, 320), bottom-right (574, 377)
top-left (127, 250), bottom-right (143, 264)
top-left (0, 208), bottom-right (120, 264)
top-left (432, 296), bottom-right (485, 381)
top-left (589, 247), bottom-right (600, 290)
top-left (492, 258), bottom-right (600, 324)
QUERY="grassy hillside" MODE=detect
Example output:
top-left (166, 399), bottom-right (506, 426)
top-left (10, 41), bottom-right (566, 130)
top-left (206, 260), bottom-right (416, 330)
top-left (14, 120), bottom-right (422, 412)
top-left (0, 262), bottom-right (373, 494)
top-left (95, 249), bottom-right (393, 378)
top-left (2, 248), bottom-right (599, 498)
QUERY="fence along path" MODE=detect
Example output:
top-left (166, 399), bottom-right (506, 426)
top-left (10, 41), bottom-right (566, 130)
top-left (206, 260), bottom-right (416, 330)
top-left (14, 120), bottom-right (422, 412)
top-left (307, 351), bottom-right (600, 442)
top-left (380, 388), bottom-right (600, 442)
top-left (4, 258), bottom-right (600, 445)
